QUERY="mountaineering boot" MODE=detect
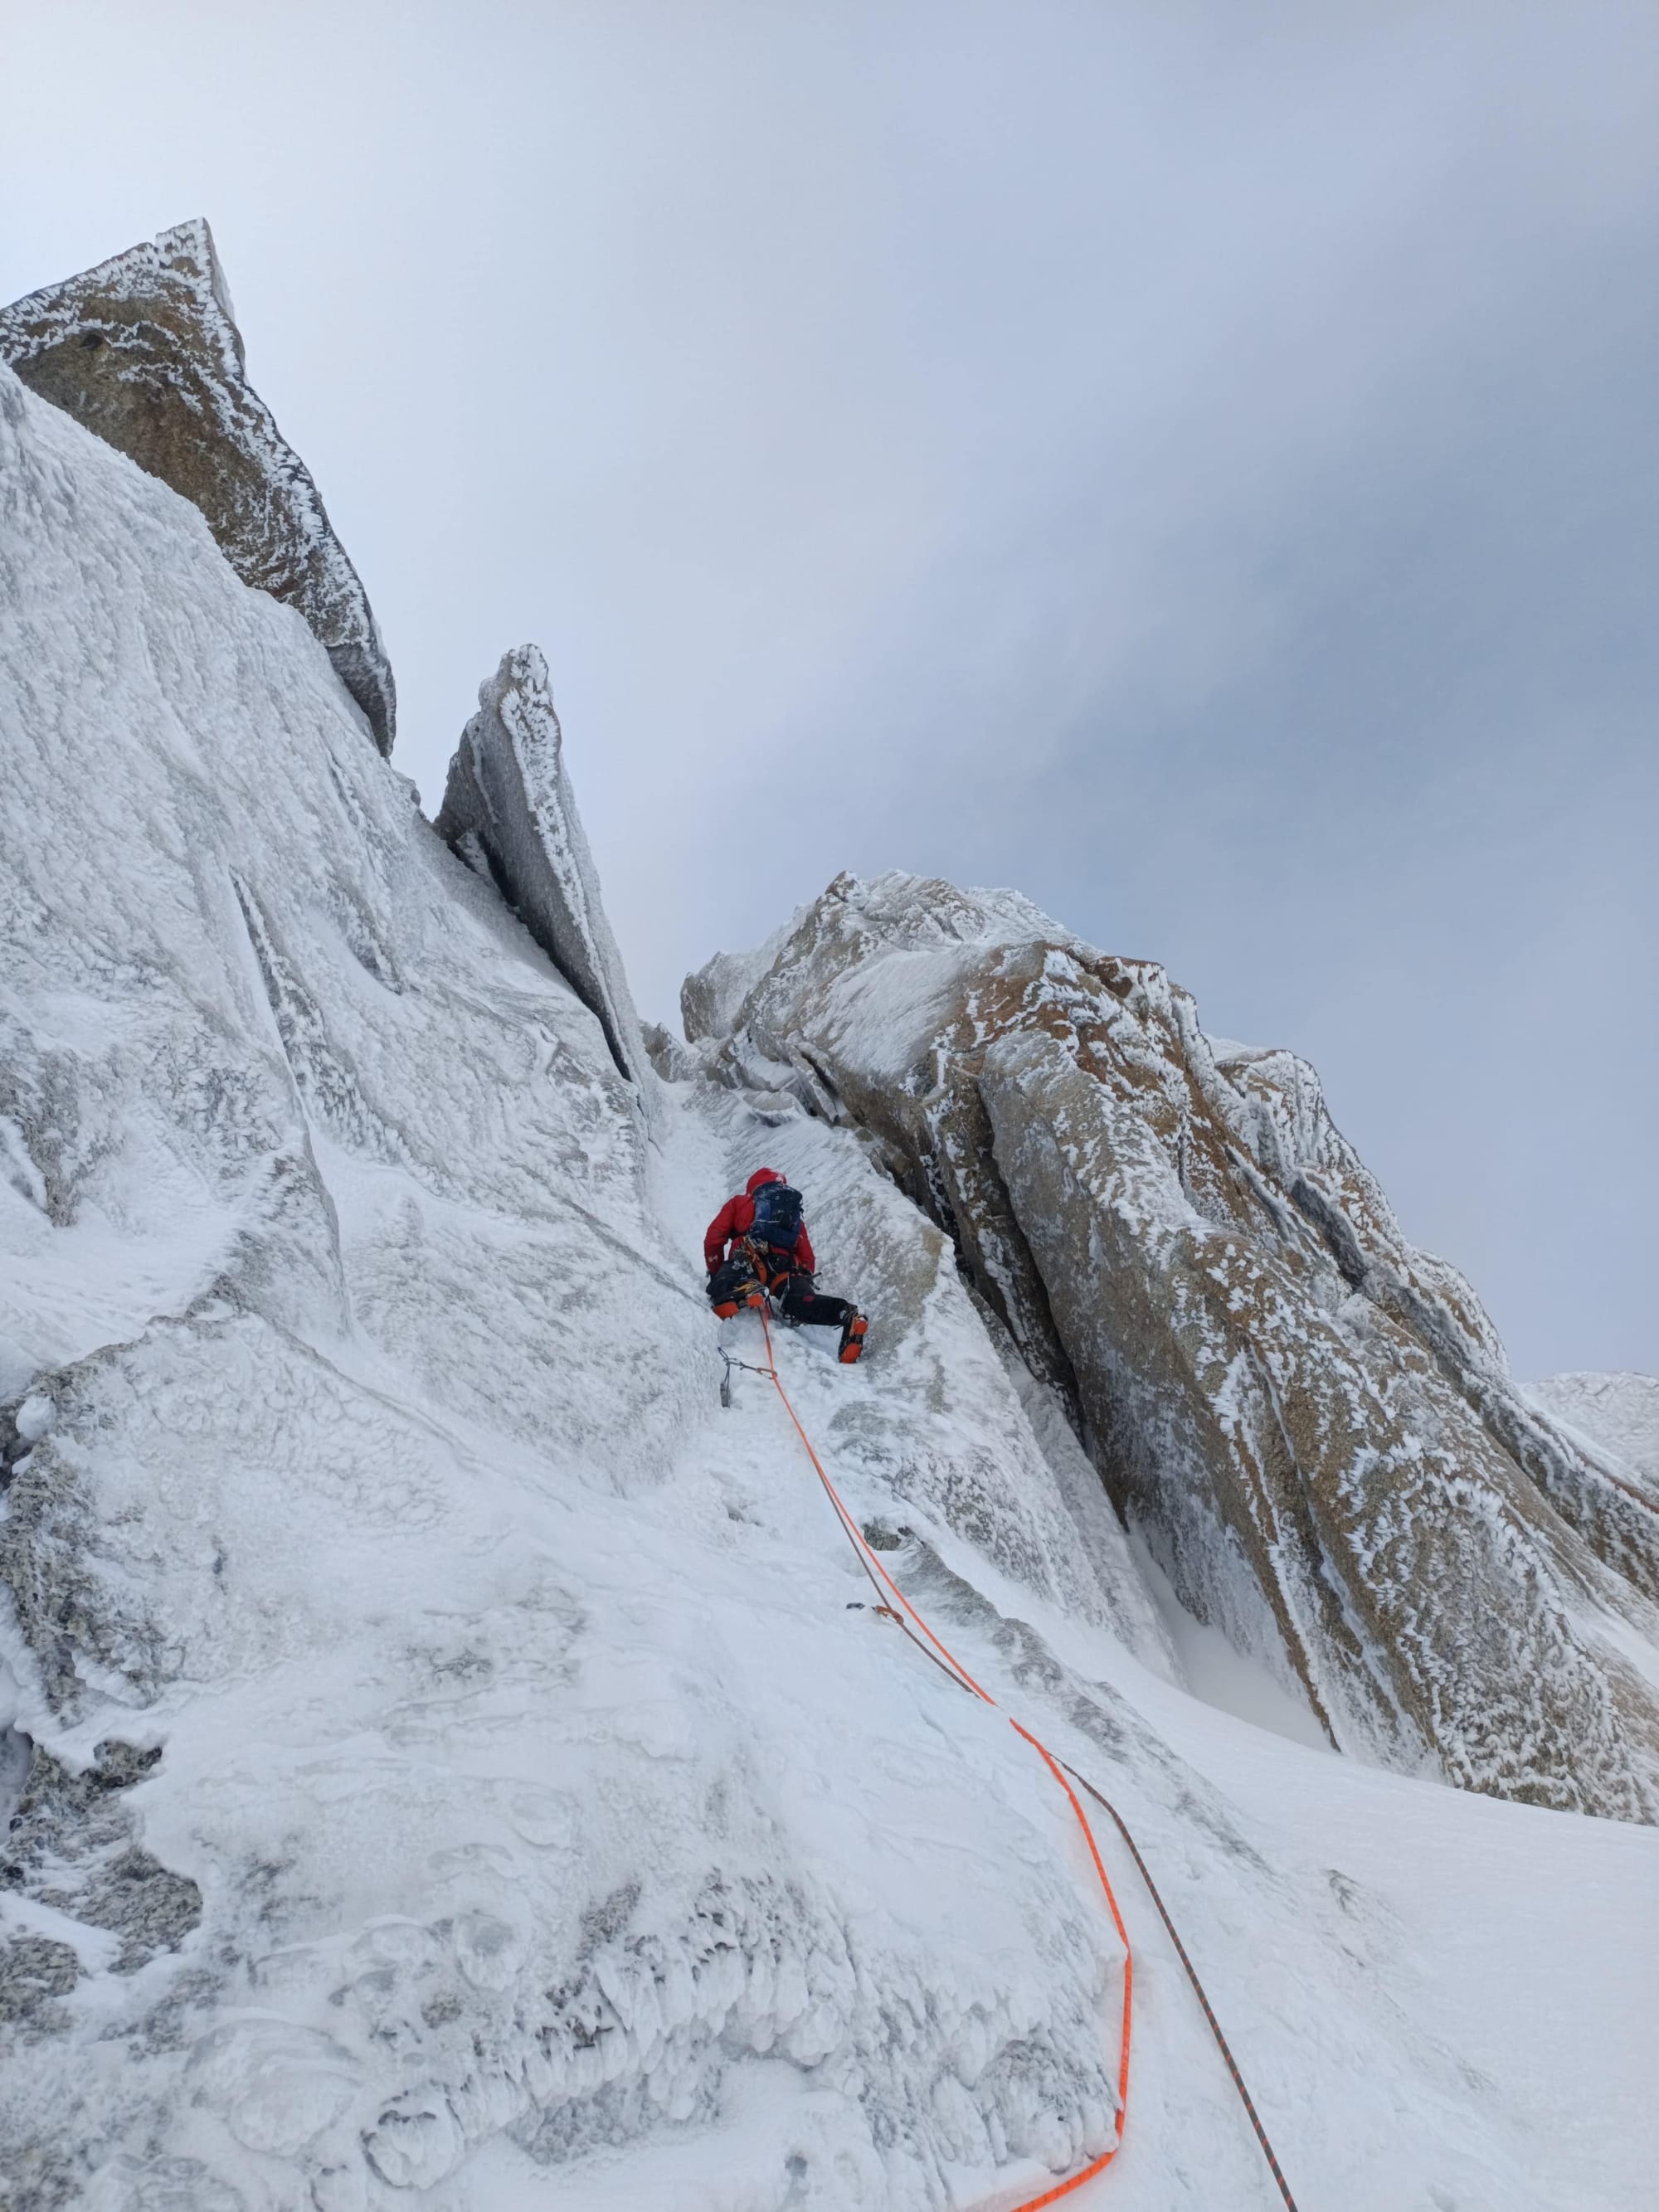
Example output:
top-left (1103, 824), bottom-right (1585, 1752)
top-left (709, 1256), bottom-right (766, 1320)
top-left (838, 1312), bottom-right (868, 1364)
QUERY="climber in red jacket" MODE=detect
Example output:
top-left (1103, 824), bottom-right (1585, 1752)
top-left (704, 1168), bottom-right (868, 1364)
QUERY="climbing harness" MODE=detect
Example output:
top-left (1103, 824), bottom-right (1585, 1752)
top-left (742, 1307), bottom-right (1301, 2212)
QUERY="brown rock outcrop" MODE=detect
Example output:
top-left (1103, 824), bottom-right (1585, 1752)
top-left (0, 219), bottom-right (395, 753)
top-left (684, 870), bottom-right (1659, 1821)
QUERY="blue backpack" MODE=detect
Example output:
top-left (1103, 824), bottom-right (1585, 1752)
top-left (749, 1179), bottom-right (804, 1257)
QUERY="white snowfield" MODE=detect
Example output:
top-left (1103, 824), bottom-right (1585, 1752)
top-left (0, 356), bottom-right (1654, 2212)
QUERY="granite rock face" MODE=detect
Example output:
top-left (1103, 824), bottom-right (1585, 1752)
top-left (435, 644), bottom-right (654, 1099)
top-left (683, 870), bottom-right (1659, 1821)
top-left (0, 218), bottom-right (395, 754)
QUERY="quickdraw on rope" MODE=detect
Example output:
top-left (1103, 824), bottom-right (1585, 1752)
top-left (746, 1306), bottom-right (1301, 2212)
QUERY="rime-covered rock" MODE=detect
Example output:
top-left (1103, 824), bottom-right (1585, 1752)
top-left (684, 870), bottom-right (1659, 1820)
top-left (435, 645), bottom-right (654, 1100)
top-left (0, 218), bottom-right (395, 753)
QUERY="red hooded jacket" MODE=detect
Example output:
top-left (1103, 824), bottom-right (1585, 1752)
top-left (704, 1168), bottom-right (815, 1277)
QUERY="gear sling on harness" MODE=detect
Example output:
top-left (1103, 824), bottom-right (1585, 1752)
top-left (747, 1304), bottom-right (1301, 2212)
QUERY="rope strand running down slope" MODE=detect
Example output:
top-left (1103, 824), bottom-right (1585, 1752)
top-left (751, 1307), bottom-right (1300, 2212)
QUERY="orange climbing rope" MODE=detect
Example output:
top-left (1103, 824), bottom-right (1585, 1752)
top-left (757, 1309), bottom-right (1132, 2206)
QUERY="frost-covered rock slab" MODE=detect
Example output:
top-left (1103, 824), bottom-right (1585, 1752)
top-left (686, 872), bottom-right (1659, 1820)
top-left (436, 645), bottom-right (654, 1099)
top-left (0, 219), bottom-right (396, 754)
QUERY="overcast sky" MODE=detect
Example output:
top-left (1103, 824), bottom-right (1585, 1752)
top-left (5, 1), bottom-right (1656, 1379)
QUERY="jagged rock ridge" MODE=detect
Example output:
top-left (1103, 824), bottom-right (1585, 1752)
top-left (682, 870), bottom-right (1659, 1821)
top-left (0, 218), bottom-right (396, 754)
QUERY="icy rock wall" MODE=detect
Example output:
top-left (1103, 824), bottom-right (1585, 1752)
top-left (0, 363), bottom-right (1149, 2211)
top-left (684, 871), bottom-right (1659, 1821)
top-left (0, 219), bottom-right (396, 754)
top-left (435, 645), bottom-right (654, 1100)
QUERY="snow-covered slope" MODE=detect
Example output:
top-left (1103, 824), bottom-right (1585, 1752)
top-left (2, 325), bottom-right (1657, 2212)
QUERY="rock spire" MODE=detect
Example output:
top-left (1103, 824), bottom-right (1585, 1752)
top-left (0, 218), bottom-right (396, 754)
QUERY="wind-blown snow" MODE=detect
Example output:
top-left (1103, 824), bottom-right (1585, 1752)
top-left (1529, 1371), bottom-right (1659, 1499)
top-left (2, 355), bottom-right (1656, 2212)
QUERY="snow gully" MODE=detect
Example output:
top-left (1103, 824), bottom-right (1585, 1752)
top-left (749, 1306), bottom-right (1301, 2212)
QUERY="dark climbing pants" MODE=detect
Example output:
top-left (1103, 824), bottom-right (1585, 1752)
top-left (776, 1274), bottom-right (854, 1331)
top-left (708, 1257), bottom-right (854, 1331)
top-left (708, 1256), bottom-right (849, 1318)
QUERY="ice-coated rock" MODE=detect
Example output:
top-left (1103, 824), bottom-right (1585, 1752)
top-left (679, 913), bottom-right (800, 1046)
top-left (0, 219), bottom-right (396, 754)
top-left (685, 870), bottom-right (1659, 1820)
top-left (435, 645), bottom-right (654, 1099)
top-left (0, 362), bottom-right (1143, 2211)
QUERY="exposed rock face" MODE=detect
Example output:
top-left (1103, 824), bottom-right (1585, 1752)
top-left (435, 644), bottom-right (654, 1098)
top-left (684, 870), bottom-right (1659, 1821)
top-left (0, 218), bottom-right (396, 754)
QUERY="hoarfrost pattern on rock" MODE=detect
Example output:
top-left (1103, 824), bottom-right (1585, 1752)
top-left (435, 644), bottom-right (654, 1101)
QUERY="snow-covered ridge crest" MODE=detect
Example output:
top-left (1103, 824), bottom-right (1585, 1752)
top-left (0, 217), bottom-right (396, 755)
top-left (684, 869), bottom-right (1659, 1821)
top-left (1528, 1370), bottom-right (1659, 1497)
